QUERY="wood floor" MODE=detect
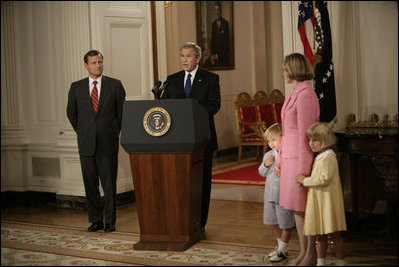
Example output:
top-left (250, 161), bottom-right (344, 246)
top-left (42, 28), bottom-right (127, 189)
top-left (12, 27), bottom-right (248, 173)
top-left (2, 199), bottom-right (398, 264)
top-left (1, 151), bottom-right (397, 264)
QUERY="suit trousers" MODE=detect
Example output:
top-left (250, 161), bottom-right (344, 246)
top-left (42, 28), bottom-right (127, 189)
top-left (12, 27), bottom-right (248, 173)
top-left (79, 154), bottom-right (118, 224)
top-left (201, 145), bottom-right (215, 228)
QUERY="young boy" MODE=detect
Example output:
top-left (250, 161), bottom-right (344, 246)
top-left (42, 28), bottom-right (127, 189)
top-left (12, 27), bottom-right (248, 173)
top-left (258, 123), bottom-right (295, 262)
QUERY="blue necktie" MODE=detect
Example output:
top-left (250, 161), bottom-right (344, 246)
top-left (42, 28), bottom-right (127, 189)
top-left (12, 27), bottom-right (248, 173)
top-left (185, 73), bottom-right (192, 98)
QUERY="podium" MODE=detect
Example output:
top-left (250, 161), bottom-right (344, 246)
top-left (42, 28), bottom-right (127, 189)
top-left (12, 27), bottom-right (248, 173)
top-left (121, 99), bottom-right (211, 251)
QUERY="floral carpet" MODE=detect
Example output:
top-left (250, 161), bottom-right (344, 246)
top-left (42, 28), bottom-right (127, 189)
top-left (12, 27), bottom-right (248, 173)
top-left (1, 220), bottom-right (396, 266)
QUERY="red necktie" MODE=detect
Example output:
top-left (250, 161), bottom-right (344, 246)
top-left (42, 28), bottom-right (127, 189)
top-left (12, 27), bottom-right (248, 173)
top-left (91, 81), bottom-right (98, 113)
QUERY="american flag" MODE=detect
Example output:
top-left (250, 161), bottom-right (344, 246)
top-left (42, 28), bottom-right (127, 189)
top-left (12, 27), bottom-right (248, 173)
top-left (314, 1), bottom-right (336, 122)
top-left (298, 1), bottom-right (315, 66)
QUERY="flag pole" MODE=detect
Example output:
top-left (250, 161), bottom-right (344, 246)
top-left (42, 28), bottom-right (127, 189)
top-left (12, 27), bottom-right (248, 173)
top-left (313, 1), bottom-right (316, 51)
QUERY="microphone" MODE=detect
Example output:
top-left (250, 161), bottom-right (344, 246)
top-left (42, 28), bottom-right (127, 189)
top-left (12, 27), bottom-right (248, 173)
top-left (154, 80), bottom-right (162, 88)
top-left (161, 81), bottom-right (169, 90)
top-left (159, 81), bottom-right (169, 99)
top-left (151, 81), bottom-right (162, 99)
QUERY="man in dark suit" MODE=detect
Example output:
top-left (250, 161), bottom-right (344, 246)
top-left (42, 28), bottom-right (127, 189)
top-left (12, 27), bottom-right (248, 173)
top-left (161, 42), bottom-right (221, 233)
top-left (67, 50), bottom-right (126, 233)
top-left (209, 2), bottom-right (230, 66)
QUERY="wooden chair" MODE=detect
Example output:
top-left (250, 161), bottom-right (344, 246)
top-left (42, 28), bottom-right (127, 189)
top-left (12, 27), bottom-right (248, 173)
top-left (234, 92), bottom-right (267, 162)
top-left (268, 89), bottom-right (285, 123)
top-left (255, 89), bottom-right (285, 130)
top-left (253, 90), bottom-right (270, 155)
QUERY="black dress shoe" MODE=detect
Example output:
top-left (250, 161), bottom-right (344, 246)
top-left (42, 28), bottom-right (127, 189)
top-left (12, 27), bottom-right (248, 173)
top-left (104, 223), bottom-right (116, 232)
top-left (88, 222), bottom-right (104, 232)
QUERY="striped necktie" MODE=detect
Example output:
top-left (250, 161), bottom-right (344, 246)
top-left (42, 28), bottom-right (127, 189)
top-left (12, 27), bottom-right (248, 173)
top-left (91, 81), bottom-right (98, 113)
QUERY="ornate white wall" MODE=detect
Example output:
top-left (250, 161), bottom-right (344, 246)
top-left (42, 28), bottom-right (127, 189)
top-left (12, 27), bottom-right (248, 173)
top-left (1, 1), bottom-right (167, 196)
top-left (2, 1), bottom-right (397, 197)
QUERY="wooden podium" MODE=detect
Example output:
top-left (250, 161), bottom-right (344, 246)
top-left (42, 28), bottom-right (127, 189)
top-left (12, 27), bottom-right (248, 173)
top-left (121, 99), bottom-right (211, 251)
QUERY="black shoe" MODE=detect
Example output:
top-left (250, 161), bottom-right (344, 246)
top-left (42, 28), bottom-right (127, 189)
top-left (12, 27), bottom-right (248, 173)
top-left (104, 223), bottom-right (116, 232)
top-left (88, 222), bottom-right (104, 232)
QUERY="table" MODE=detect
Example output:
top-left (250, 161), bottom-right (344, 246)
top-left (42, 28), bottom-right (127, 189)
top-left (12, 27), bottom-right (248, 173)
top-left (334, 127), bottom-right (398, 229)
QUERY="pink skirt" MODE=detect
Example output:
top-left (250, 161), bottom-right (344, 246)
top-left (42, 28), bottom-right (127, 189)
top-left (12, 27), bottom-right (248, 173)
top-left (279, 158), bottom-right (308, 212)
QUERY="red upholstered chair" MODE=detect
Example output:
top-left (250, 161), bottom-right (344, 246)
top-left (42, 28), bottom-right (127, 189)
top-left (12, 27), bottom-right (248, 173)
top-left (234, 92), bottom-right (267, 162)
top-left (255, 89), bottom-right (285, 130)
top-left (267, 89), bottom-right (285, 123)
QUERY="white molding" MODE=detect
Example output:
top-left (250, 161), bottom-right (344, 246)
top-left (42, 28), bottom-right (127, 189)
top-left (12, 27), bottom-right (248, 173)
top-left (89, 1), bottom-right (104, 52)
top-left (56, 130), bottom-right (78, 151)
top-left (104, 15), bottom-right (151, 98)
top-left (62, 1), bottom-right (90, 85)
top-left (1, 1), bottom-right (27, 137)
top-left (164, 1), bottom-right (180, 74)
top-left (1, 185), bottom-right (30, 193)
top-left (116, 176), bottom-right (134, 193)
top-left (57, 155), bottom-right (85, 196)
top-left (145, 2), bottom-right (155, 97)
top-left (1, 126), bottom-right (28, 146)
top-left (103, 1), bottom-right (146, 18)
top-left (155, 1), bottom-right (168, 83)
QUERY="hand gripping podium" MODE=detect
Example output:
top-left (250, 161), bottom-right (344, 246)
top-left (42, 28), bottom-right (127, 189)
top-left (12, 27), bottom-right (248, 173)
top-left (121, 99), bottom-right (211, 251)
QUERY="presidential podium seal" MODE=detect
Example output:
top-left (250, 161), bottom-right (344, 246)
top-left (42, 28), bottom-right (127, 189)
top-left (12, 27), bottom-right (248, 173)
top-left (143, 107), bottom-right (171, 136)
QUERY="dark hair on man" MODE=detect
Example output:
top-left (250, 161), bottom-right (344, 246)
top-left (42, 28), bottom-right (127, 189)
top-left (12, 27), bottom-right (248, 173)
top-left (181, 42), bottom-right (202, 57)
top-left (84, 50), bottom-right (103, 64)
top-left (215, 1), bottom-right (222, 13)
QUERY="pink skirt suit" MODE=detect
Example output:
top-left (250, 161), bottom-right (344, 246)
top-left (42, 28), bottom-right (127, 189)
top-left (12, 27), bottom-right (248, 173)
top-left (276, 80), bottom-right (319, 212)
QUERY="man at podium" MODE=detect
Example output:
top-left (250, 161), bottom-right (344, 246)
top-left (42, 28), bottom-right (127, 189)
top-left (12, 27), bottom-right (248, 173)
top-left (161, 42), bottom-right (221, 233)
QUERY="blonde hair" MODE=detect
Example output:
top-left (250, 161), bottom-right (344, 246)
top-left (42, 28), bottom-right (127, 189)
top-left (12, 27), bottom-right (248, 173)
top-left (264, 123), bottom-right (282, 140)
top-left (283, 53), bottom-right (314, 81)
top-left (306, 122), bottom-right (336, 150)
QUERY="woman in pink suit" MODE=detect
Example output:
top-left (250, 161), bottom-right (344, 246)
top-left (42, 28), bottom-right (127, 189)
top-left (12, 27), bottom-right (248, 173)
top-left (275, 53), bottom-right (319, 266)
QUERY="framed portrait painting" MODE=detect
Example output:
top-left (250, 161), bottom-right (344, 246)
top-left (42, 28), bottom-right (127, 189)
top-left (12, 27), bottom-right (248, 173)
top-left (196, 1), bottom-right (235, 70)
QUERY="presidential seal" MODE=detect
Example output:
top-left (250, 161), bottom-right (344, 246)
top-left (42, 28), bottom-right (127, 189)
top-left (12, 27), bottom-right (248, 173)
top-left (143, 107), bottom-right (171, 136)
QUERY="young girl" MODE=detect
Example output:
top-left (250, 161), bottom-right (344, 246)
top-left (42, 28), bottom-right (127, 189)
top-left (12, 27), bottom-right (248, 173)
top-left (296, 122), bottom-right (347, 266)
top-left (258, 123), bottom-right (295, 262)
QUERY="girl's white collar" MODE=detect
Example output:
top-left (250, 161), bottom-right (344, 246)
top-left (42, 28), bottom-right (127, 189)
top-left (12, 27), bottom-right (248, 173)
top-left (315, 149), bottom-right (335, 160)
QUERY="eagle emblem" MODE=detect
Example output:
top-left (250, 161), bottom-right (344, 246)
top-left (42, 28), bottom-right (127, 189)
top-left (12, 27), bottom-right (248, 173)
top-left (143, 107), bottom-right (171, 136)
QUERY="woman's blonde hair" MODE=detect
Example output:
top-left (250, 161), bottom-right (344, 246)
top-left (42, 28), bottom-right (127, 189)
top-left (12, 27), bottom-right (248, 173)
top-left (306, 122), bottom-right (336, 150)
top-left (283, 53), bottom-right (314, 81)
top-left (264, 123), bottom-right (282, 140)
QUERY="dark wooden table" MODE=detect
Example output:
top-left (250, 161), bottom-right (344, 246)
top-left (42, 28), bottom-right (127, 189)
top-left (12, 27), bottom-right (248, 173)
top-left (334, 127), bottom-right (398, 230)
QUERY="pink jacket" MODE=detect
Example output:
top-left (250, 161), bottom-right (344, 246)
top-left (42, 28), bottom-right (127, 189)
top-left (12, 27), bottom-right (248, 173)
top-left (276, 80), bottom-right (319, 176)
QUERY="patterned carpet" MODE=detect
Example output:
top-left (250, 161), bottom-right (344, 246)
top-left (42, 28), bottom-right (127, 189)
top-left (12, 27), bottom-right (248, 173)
top-left (1, 220), bottom-right (397, 266)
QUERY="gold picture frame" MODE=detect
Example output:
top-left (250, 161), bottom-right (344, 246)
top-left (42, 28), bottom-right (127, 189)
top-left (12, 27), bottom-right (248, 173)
top-left (196, 1), bottom-right (235, 70)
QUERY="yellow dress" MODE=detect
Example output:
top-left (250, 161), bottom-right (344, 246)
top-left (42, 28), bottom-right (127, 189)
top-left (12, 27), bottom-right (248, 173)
top-left (303, 149), bottom-right (347, 235)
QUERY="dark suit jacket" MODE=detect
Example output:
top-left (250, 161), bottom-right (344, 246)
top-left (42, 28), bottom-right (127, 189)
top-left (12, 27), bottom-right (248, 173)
top-left (211, 17), bottom-right (230, 65)
top-left (67, 75), bottom-right (126, 156)
top-left (161, 68), bottom-right (221, 150)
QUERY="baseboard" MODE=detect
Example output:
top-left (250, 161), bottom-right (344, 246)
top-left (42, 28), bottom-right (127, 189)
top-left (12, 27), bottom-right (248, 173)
top-left (1, 190), bottom-right (135, 210)
top-left (214, 146), bottom-right (258, 158)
